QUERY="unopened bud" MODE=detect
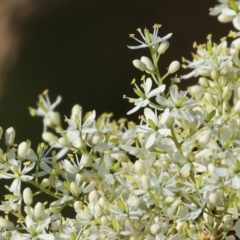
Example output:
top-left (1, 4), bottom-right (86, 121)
top-left (140, 56), bottom-right (155, 71)
top-left (42, 132), bottom-right (58, 144)
top-left (34, 202), bottom-right (45, 219)
top-left (81, 155), bottom-right (92, 167)
top-left (158, 41), bottom-right (169, 54)
top-left (150, 223), bottom-right (162, 235)
top-left (132, 60), bottom-right (147, 71)
top-left (58, 137), bottom-right (71, 147)
top-left (222, 215), bottom-right (233, 231)
top-left (197, 131), bottom-right (211, 149)
top-left (218, 14), bottom-right (234, 23)
top-left (189, 85), bottom-right (205, 97)
top-left (23, 188), bottom-right (33, 206)
top-left (51, 220), bottom-right (61, 231)
top-left (205, 92), bottom-right (215, 105)
top-left (91, 131), bottom-right (104, 145)
top-left (199, 77), bottom-right (209, 88)
top-left (89, 190), bottom-right (99, 203)
top-left (74, 201), bottom-right (83, 211)
top-left (94, 204), bottom-right (103, 217)
top-left (5, 127), bottom-right (15, 146)
top-left (168, 61), bottom-right (180, 74)
top-left (40, 178), bottom-right (50, 188)
top-left (141, 174), bottom-right (150, 190)
top-left (70, 182), bottom-right (80, 196)
top-left (71, 104), bottom-right (81, 119)
top-left (44, 111), bottom-right (60, 127)
top-left (222, 86), bottom-right (232, 100)
top-left (18, 141), bottom-right (30, 159)
top-left (208, 191), bottom-right (224, 207)
top-left (135, 160), bottom-right (146, 175)
top-left (203, 212), bottom-right (214, 226)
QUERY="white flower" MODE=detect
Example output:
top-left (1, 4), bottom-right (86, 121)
top-left (182, 39), bottom-right (233, 79)
top-left (127, 24), bottom-right (172, 49)
top-left (156, 85), bottom-right (196, 121)
top-left (125, 78), bottom-right (166, 115)
top-left (29, 89), bottom-right (62, 132)
top-left (65, 107), bottom-right (96, 143)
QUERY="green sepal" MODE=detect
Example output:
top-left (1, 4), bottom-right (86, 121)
top-left (229, 0), bottom-right (239, 12)
top-left (133, 88), bottom-right (145, 99)
top-left (204, 110), bottom-right (216, 123)
top-left (147, 119), bottom-right (158, 131)
top-left (111, 161), bottom-right (120, 173)
top-left (206, 41), bottom-right (213, 54)
top-left (63, 181), bottom-right (71, 193)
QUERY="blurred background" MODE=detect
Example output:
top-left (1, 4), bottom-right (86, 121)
top-left (0, 0), bottom-right (231, 147)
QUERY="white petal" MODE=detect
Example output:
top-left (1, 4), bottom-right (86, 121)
top-left (180, 163), bottom-right (191, 175)
top-left (214, 167), bottom-right (229, 177)
top-left (222, 8), bottom-right (236, 16)
top-left (233, 16), bottom-right (240, 30)
top-left (145, 133), bottom-right (156, 150)
top-left (127, 102), bottom-right (143, 115)
top-left (160, 108), bottom-right (170, 124)
top-left (148, 84), bottom-right (166, 98)
top-left (232, 175), bottom-right (240, 189)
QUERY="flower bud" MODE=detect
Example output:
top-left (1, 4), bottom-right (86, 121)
top-left (91, 131), bottom-right (104, 145)
top-left (81, 155), bottom-right (92, 167)
top-left (222, 215), bottom-right (233, 231)
top-left (70, 182), bottom-right (80, 196)
top-left (197, 131), bottom-right (211, 149)
top-left (208, 191), bottom-right (224, 207)
top-left (140, 56), bottom-right (155, 71)
top-left (94, 204), bottom-right (103, 217)
top-left (134, 160), bottom-right (146, 175)
top-left (205, 92), bottom-right (215, 105)
top-left (98, 197), bottom-right (107, 207)
top-left (189, 85), bottom-right (205, 97)
top-left (211, 70), bottom-right (219, 81)
top-left (5, 127), bottom-right (15, 146)
top-left (141, 174), bottom-right (150, 190)
top-left (158, 41), bottom-right (169, 54)
top-left (150, 223), bottom-right (162, 235)
top-left (42, 132), bottom-right (58, 144)
top-left (100, 216), bottom-right (108, 225)
top-left (18, 141), bottom-right (30, 159)
top-left (51, 220), bottom-right (61, 231)
top-left (74, 201), bottom-right (83, 213)
top-left (132, 60), bottom-right (147, 71)
top-left (39, 178), bottom-right (50, 188)
top-left (71, 104), bottom-right (81, 119)
top-left (198, 77), bottom-right (209, 88)
top-left (23, 188), bottom-right (33, 206)
top-left (168, 61), bottom-right (180, 74)
top-left (218, 14), bottom-right (234, 23)
top-left (0, 218), bottom-right (14, 230)
top-left (58, 137), bottom-right (71, 147)
top-left (89, 190), bottom-right (99, 203)
top-left (34, 202), bottom-right (45, 219)
top-left (222, 86), bottom-right (232, 100)
top-left (203, 212), bottom-right (214, 226)
top-left (44, 111), bottom-right (60, 127)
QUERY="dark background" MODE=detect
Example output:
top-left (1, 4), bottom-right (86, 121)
top-left (0, 0), bottom-right (231, 147)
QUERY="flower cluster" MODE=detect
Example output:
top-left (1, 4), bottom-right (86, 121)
top-left (1, 1), bottom-right (240, 240)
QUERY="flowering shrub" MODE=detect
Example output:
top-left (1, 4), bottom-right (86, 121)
top-left (1, 1), bottom-right (240, 239)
